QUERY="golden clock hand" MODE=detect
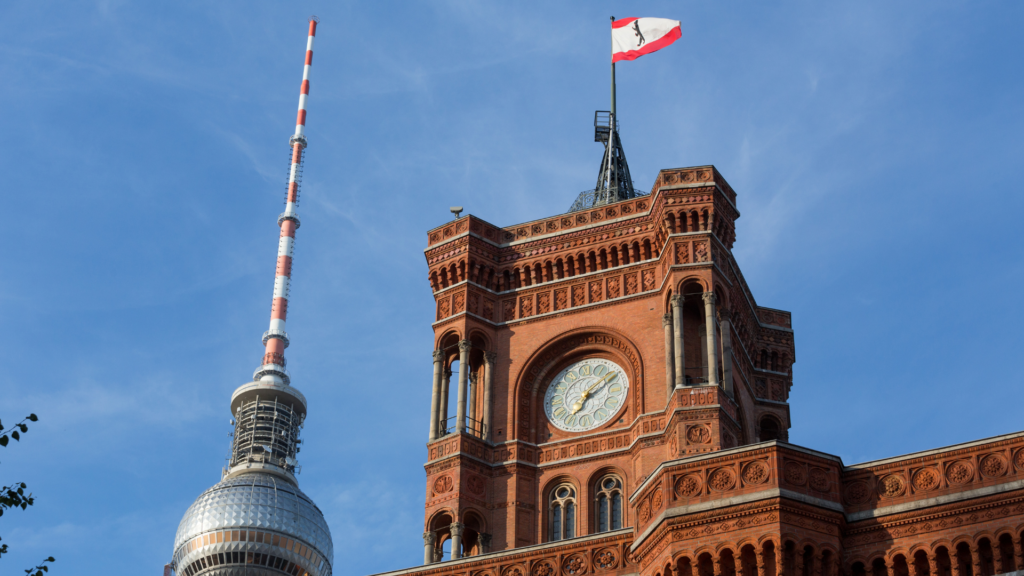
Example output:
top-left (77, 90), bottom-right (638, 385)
top-left (569, 372), bottom-right (617, 415)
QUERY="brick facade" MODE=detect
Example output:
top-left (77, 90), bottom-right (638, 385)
top-left (400, 165), bottom-right (1024, 576)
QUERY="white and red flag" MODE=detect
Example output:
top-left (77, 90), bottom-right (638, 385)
top-left (611, 17), bottom-right (681, 62)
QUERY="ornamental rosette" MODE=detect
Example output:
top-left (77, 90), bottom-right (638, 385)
top-left (980, 454), bottom-right (1008, 478)
top-left (946, 461), bottom-right (974, 485)
top-left (742, 461), bottom-right (769, 485)
top-left (674, 474), bottom-right (702, 498)
top-left (878, 474), bottom-right (906, 498)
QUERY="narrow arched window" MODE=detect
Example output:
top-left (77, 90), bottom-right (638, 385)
top-left (595, 475), bottom-right (623, 532)
top-left (549, 484), bottom-right (576, 541)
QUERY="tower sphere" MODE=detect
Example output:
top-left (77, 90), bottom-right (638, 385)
top-left (172, 474), bottom-right (333, 575)
top-left (168, 19), bottom-right (331, 576)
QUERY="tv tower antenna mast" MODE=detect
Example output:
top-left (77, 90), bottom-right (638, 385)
top-left (170, 18), bottom-right (334, 576)
top-left (256, 19), bottom-right (317, 386)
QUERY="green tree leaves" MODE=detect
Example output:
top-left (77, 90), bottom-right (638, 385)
top-left (0, 415), bottom-right (38, 447)
top-left (0, 414), bottom-right (54, 573)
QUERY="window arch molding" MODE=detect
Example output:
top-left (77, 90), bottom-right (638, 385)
top-left (544, 477), bottom-right (579, 542)
top-left (590, 470), bottom-right (625, 533)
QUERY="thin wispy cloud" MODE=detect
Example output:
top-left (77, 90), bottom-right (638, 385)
top-left (2, 2), bottom-right (1023, 575)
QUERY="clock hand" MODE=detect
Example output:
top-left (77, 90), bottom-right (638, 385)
top-left (569, 372), bottom-right (617, 415)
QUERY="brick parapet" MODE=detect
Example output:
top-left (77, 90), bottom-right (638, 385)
top-left (372, 529), bottom-right (635, 576)
top-left (624, 434), bottom-right (1024, 576)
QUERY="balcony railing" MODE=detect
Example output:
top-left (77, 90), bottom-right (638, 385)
top-left (440, 416), bottom-right (487, 439)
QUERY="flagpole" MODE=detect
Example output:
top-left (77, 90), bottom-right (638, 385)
top-left (610, 16), bottom-right (616, 120)
top-left (606, 16), bottom-right (617, 200)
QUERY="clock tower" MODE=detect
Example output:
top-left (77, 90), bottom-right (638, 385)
top-left (420, 166), bottom-right (796, 563)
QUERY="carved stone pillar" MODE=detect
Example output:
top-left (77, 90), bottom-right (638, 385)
top-left (756, 549), bottom-right (767, 576)
top-left (456, 340), bottom-right (471, 434)
top-left (429, 350), bottom-right (444, 441)
top-left (440, 367), bottom-right (452, 434)
top-left (450, 522), bottom-right (464, 559)
top-left (719, 310), bottom-right (734, 396)
top-left (467, 371), bottom-right (477, 431)
top-left (1013, 535), bottom-right (1024, 574)
top-left (811, 554), bottom-right (822, 576)
top-left (479, 532), bottom-right (492, 554)
top-left (483, 352), bottom-right (496, 442)
top-left (970, 545), bottom-right (982, 576)
top-left (714, 555), bottom-right (724, 576)
top-left (423, 531), bottom-right (437, 565)
top-left (951, 554), bottom-right (963, 576)
top-left (775, 545), bottom-right (786, 576)
top-left (663, 313), bottom-right (675, 397)
top-left (926, 554), bottom-right (939, 576)
top-left (995, 546), bottom-right (1006, 575)
top-left (671, 294), bottom-right (685, 386)
top-left (796, 554), bottom-right (805, 576)
top-left (703, 292), bottom-right (720, 387)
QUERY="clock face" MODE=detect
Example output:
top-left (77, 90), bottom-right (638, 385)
top-left (543, 358), bottom-right (629, 433)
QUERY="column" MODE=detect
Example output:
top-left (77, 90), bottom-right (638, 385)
top-left (775, 544), bottom-right (785, 576)
top-left (479, 533), bottom-right (492, 554)
top-left (951, 553), bottom-right (963, 576)
top-left (994, 548), bottom-right (1006, 576)
top-left (440, 367), bottom-right (452, 435)
top-left (467, 371), bottom-right (477, 433)
top-left (429, 350), bottom-right (444, 441)
top-left (703, 292), bottom-right (720, 387)
top-left (1013, 535), bottom-right (1024, 573)
top-left (795, 553), bottom-right (805, 576)
top-left (663, 313), bottom-right (675, 397)
top-left (756, 549), bottom-right (767, 576)
top-left (719, 311), bottom-right (734, 397)
top-left (483, 352), bottom-right (496, 442)
top-left (671, 294), bottom-right (685, 387)
top-left (456, 340), bottom-right (471, 434)
top-left (969, 544), bottom-right (981, 576)
top-left (423, 532), bottom-right (436, 565)
top-left (811, 553), bottom-right (822, 576)
top-left (927, 554), bottom-right (939, 576)
top-left (714, 555), bottom-right (724, 576)
top-left (450, 522), bottom-right (464, 559)
top-left (884, 559), bottom-right (894, 576)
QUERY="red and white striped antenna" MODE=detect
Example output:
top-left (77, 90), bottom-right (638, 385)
top-left (254, 16), bottom-right (319, 386)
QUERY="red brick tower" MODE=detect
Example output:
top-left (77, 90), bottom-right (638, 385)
top-left (420, 166), bottom-right (796, 562)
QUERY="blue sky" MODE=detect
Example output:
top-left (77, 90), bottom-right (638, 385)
top-left (2, 1), bottom-right (1023, 574)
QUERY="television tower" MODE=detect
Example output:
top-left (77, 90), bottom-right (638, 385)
top-left (169, 19), bottom-right (334, 576)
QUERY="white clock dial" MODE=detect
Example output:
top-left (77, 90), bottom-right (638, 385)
top-left (544, 358), bottom-right (629, 433)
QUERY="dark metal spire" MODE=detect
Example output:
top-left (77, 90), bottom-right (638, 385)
top-left (569, 17), bottom-right (639, 213)
top-left (568, 111), bottom-right (638, 212)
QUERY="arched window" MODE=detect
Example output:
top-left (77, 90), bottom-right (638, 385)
top-left (595, 475), bottom-right (623, 533)
top-left (759, 416), bottom-right (781, 442)
top-left (549, 484), bottom-right (576, 541)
